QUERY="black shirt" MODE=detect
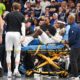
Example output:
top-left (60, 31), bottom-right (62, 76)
top-left (34, 8), bottom-right (41, 18)
top-left (47, 25), bottom-right (56, 36)
top-left (48, 5), bottom-right (59, 13)
top-left (40, 24), bottom-right (56, 36)
top-left (5, 11), bottom-right (24, 33)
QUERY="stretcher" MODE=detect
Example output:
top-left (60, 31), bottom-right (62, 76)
top-left (20, 39), bottom-right (70, 77)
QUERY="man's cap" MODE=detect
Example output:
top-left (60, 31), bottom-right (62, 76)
top-left (53, 13), bottom-right (58, 16)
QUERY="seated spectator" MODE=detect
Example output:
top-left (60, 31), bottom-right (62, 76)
top-left (50, 13), bottom-right (58, 26)
top-left (40, 0), bottom-right (51, 13)
top-left (24, 1), bottom-right (33, 15)
top-left (76, 2), bottom-right (80, 24)
top-left (34, 3), bottom-right (41, 18)
top-left (49, 0), bottom-right (59, 14)
top-left (58, 1), bottom-right (69, 22)
top-left (68, 0), bottom-right (76, 15)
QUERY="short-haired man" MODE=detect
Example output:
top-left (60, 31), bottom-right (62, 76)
top-left (4, 2), bottom-right (25, 77)
top-left (68, 14), bottom-right (80, 80)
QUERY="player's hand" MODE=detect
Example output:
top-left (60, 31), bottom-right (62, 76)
top-left (64, 40), bottom-right (69, 44)
top-left (60, 40), bottom-right (68, 44)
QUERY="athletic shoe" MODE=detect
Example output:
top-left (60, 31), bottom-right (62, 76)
top-left (13, 70), bottom-right (21, 78)
top-left (70, 77), bottom-right (79, 80)
top-left (74, 77), bottom-right (79, 80)
top-left (7, 71), bottom-right (12, 78)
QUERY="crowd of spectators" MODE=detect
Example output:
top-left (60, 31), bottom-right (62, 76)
top-left (0, 0), bottom-right (80, 27)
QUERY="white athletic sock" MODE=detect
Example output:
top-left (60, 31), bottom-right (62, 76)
top-left (65, 56), bottom-right (70, 70)
top-left (14, 51), bottom-right (21, 72)
top-left (6, 51), bottom-right (11, 71)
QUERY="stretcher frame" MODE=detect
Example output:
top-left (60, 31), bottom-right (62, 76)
top-left (21, 44), bottom-right (70, 77)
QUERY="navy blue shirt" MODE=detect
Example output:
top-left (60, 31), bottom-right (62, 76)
top-left (68, 22), bottom-right (80, 48)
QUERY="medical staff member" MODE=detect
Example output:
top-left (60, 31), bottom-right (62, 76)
top-left (68, 14), bottom-right (80, 80)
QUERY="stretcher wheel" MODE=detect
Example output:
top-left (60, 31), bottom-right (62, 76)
top-left (59, 71), bottom-right (68, 78)
top-left (26, 70), bottom-right (33, 76)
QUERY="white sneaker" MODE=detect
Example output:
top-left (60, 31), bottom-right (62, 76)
top-left (74, 77), bottom-right (79, 80)
top-left (70, 77), bottom-right (79, 80)
top-left (8, 71), bottom-right (12, 78)
top-left (13, 70), bottom-right (21, 77)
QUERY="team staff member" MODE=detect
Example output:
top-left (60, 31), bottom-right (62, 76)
top-left (68, 14), bottom-right (80, 80)
top-left (0, 15), bottom-right (4, 77)
top-left (0, 15), bottom-right (4, 43)
top-left (4, 2), bottom-right (25, 77)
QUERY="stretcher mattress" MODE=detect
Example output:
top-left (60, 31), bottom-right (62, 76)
top-left (21, 39), bottom-right (64, 51)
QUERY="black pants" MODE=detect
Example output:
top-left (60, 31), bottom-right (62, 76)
top-left (70, 48), bottom-right (80, 77)
top-left (0, 33), bottom-right (8, 73)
